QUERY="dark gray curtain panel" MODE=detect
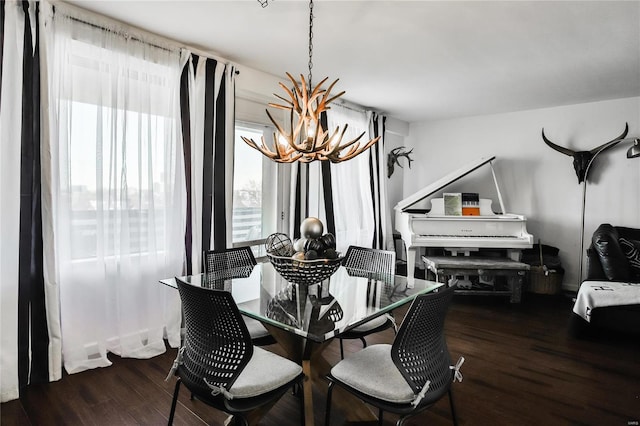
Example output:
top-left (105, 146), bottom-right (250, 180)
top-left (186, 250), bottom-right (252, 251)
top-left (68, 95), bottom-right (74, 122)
top-left (17, 0), bottom-right (49, 389)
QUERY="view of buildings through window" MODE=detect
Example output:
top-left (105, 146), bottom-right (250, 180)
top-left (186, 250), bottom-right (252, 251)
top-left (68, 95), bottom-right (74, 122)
top-left (68, 114), bottom-right (275, 259)
top-left (232, 124), bottom-right (278, 254)
top-left (68, 101), bottom-right (170, 259)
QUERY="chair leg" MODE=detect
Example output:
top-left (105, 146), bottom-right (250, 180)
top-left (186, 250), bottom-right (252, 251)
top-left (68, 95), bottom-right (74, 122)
top-left (359, 337), bottom-right (367, 348)
top-left (168, 378), bottom-right (181, 425)
top-left (339, 339), bottom-right (345, 359)
top-left (298, 377), bottom-right (306, 426)
top-left (449, 388), bottom-right (458, 426)
top-left (378, 408), bottom-right (384, 426)
top-left (325, 381), bottom-right (335, 426)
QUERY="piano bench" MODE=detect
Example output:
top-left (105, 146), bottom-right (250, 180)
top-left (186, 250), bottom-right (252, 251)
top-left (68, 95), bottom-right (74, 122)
top-left (421, 256), bottom-right (530, 303)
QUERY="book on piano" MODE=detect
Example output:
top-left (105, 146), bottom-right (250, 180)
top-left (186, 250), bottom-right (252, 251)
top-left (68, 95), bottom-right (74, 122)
top-left (462, 192), bottom-right (480, 216)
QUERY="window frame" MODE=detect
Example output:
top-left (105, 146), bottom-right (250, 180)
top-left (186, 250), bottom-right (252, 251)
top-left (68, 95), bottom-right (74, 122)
top-left (232, 120), bottom-right (289, 260)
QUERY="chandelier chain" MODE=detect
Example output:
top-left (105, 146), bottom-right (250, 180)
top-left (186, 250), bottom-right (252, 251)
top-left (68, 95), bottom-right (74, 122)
top-left (243, 0), bottom-right (381, 163)
top-left (308, 0), bottom-right (314, 89)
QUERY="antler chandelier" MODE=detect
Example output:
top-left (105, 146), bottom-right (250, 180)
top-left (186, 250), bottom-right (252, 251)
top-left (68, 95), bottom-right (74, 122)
top-left (242, 0), bottom-right (380, 163)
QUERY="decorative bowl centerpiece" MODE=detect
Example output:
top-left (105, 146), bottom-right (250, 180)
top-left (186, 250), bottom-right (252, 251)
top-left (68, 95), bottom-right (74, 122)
top-left (265, 218), bottom-right (342, 286)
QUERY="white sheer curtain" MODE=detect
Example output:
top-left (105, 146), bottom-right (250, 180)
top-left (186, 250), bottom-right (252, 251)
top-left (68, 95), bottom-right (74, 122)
top-left (326, 105), bottom-right (376, 253)
top-left (41, 2), bottom-right (187, 374)
top-left (0, 0), bottom-right (26, 402)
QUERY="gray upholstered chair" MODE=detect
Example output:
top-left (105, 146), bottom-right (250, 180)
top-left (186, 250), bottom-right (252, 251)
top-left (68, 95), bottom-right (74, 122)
top-left (203, 247), bottom-right (275, 346)
top-left (325, 284), bottom-right (461, 426)
top-left (338, 245), bottom-right (397, 358)
top-left (167, 278), bottom-right (304, 426)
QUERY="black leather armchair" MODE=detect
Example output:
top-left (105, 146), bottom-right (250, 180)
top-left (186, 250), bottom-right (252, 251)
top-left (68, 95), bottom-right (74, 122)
top-left (586, 224), bottom-right (640, 282)
top-left (571, 223), bottom-right (640, 337)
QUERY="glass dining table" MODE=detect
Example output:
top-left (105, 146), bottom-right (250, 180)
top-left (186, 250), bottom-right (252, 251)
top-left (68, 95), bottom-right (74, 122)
top-left (160, 262), bottom-right (442, 425)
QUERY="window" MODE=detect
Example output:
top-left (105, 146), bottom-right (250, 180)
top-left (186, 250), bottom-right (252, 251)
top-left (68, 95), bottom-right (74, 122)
top-left (51, 34), bottom-right (184, 263)
top-left (232, 123), bottom-right (281, 257)
top-left (68, 101), bottom-right (171, 259)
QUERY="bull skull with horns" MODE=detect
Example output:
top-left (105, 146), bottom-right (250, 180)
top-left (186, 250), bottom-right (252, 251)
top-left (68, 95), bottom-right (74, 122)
top-left (541, 122), bottom-right (628, 184)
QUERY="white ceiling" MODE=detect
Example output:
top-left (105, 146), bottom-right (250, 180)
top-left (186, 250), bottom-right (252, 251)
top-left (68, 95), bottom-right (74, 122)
top-left (63, 0), bottom-right (640, 123)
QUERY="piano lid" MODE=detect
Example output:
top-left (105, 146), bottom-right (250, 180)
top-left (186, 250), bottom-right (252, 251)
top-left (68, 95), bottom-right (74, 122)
top-left (395, 156), bottom-right (497, 212)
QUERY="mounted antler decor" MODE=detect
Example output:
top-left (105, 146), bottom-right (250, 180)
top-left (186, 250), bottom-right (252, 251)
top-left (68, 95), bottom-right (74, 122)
top-left (541, 122), bottom-right (628, 183)
top-left (542, 121), bottom-right (640, 286)
top-left (242, 0), bottom-right (380, 163)
top-left (387, 147), bottom-right (414, 178)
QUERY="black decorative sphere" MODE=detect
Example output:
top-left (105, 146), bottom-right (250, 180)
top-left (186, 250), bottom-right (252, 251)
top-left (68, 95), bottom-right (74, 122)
top-left (324, 248), bottom-right (338, 259)
top-left (305, 238), bottom-right (324, 253)
top-left (320, 233), bottom-right (336, 250)
top-left (304, 250), bottom-right (319, 260)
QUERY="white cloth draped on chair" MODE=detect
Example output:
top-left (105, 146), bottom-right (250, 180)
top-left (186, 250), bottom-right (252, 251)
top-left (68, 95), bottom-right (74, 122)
top-left (40, 1), bottom-right (186, 374)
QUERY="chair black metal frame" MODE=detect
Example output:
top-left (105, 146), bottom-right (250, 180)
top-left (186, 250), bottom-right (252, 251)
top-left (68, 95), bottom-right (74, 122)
top-left (338, 245), bottom-right (397, 358)
top-left (203, 247), bottom-right (276, 346)
top-left (203, 246), bottom-right (257, 279)
top-left (168, 278), bottom-right (305, 426)
top-left (325, 284), bottom-right (459, 426)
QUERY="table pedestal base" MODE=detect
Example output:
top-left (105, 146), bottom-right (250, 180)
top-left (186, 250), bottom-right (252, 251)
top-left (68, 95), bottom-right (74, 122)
top-left (264, 325), bottom-right (378, 426)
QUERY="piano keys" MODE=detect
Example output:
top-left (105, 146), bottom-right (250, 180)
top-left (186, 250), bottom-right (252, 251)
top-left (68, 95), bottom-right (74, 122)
top-left (394, 156), bottom-right (534, 279)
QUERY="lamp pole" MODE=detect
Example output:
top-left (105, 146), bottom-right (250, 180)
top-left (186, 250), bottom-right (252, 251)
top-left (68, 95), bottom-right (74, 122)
top-left (578, 137), bottom-right (638, 285)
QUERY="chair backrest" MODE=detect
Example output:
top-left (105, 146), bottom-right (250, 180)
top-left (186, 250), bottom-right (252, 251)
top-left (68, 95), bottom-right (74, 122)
top-left (204, 247), bottom-right (257, 279)
top-left (391, 284), bottom-right (456, 402)
top-left (175, 277), bottom-right (253, 395)
top-left (342, 246), bottom-right (396, 277)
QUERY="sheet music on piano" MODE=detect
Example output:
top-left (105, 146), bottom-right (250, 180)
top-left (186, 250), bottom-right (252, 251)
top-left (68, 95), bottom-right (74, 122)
top-left (394, 156), bottom-right (534, 280)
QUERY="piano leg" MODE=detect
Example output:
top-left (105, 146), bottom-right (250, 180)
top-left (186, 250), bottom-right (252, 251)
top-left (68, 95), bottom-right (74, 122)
top-left (406, 247), bottom-right (418, 280)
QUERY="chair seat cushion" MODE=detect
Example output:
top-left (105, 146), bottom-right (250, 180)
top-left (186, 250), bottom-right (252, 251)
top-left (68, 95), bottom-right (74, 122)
top-left (230, 347), bottom-right (302, 399)
top-left (330, 344), bottom-right (415, 404)
top-left (244, 316), bottom-right (271, 339)
top-left (350, 313), bottom-right (393, 333)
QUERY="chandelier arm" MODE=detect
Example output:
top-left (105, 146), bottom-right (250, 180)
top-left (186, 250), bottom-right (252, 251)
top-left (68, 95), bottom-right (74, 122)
top-left (270, 94), bottom-right (295, 109)
top-left (305, 124), bottom-right (337, 153)
top-left (336, 131), bottom-right (367, 152)
top-left (310, 122), bottom-right (326, 150)
top-left (285, 73), bottom-right (304, 114)
top-left (288, 102), bottom-right (310, 151)
top-left (278, 80), bottom-right (301, 110)
top-left (266, 109), bottom-right (293, 144)
top-left (336, 136), bottom-right (382, 162)
top-left (322, 125), bottom-right (349, 155)
top-left (241, 135), bottom-right (280, 160)
top-left (323, 91), bottom-right (346, 108)
top-left (309, 76), bottom-right (329, 96)
top-left (274, 137), bottom-right (289, 159)
top-left (318, 79), bottom-right (342, 105)
top-left (269, 103), bottom-right (295, 111)
top-left (290, 73), bottom-right (305, 100)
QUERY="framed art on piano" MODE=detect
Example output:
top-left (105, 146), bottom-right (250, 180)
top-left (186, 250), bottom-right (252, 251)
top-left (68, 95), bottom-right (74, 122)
top-left (444, 193), bottom-right (462, 216)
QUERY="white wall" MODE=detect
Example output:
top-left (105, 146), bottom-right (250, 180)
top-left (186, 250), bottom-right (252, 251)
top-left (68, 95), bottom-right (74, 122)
top-left (403, 97), bottom-right (640, 290)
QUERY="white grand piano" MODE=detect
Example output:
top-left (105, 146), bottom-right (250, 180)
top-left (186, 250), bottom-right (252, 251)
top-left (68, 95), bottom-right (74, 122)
top-left (395, 156), bottom-right (534, 279)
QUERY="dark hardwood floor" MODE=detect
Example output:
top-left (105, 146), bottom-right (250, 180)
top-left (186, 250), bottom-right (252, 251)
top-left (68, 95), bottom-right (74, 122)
top-left (2, 291), bottom-right (639, 426)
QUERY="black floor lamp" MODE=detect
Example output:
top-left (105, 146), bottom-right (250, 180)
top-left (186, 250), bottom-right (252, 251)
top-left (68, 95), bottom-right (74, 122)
top-left (578, 137), bottom-right (640, 284)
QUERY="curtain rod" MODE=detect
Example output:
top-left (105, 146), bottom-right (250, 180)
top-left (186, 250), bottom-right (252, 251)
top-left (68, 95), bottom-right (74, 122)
top-left (337, 100), bottom-right (384, 117)
top-left (62, 13), bottom-right (171, 53)
top-left (51, 1), bottom-right (234, 67)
